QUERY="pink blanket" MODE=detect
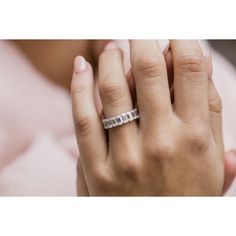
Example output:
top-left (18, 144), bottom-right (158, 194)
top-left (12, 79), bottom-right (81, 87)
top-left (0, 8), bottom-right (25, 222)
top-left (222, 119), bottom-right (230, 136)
top-left (0, 40), bottom-right (236, 196)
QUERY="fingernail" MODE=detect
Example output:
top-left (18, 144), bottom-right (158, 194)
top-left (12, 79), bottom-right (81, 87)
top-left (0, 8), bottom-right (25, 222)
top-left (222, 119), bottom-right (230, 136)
top-left (104, 41), bottom-right (118, 51)
top-left (74, 56), bottom-right (87, 74)
top-left (205, 51), bottom-right (213, 79)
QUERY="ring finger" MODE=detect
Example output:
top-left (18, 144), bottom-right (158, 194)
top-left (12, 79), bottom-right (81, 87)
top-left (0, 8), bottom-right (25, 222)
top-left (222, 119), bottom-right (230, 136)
top-left (98, 42), bottom-right (138, 153)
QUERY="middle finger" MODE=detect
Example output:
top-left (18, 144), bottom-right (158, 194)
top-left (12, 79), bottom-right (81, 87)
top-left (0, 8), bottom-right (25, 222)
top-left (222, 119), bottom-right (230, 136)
top-left (129, 40), bottom-right (172, 135)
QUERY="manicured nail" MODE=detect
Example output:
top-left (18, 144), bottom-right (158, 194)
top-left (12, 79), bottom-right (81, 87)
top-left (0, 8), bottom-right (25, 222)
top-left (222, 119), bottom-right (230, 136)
top-left (104, 41), bottom-right (118, 51)
top-left (205, 52), bottom-right (213, 79)
top-left (74, 56), bottom-right (87, 74)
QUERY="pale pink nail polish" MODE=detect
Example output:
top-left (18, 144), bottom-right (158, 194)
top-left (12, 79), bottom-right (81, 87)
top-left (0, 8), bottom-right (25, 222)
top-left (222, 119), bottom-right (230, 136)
top-left (74, 56), bottom-right (87, 74)
top-left (104, 41), bottom-right (118, 51)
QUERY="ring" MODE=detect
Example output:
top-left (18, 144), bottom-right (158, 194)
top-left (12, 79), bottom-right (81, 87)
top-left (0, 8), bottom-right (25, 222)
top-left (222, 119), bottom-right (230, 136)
top-left (102, 108), bottom-right (139, 129)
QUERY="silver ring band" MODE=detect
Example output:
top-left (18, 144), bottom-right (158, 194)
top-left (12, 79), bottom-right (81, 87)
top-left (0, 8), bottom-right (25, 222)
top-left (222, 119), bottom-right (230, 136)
top-left (102, 108), bottom-right (139, 129)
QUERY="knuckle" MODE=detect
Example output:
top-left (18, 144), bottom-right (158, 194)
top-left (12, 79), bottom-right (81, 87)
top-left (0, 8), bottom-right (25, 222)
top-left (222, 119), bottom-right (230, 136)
top-left (93, 167), bottom-right (110, 185)
top-left (92, 168), bottom-right (119, 195)
top-left (99, 81), bottom-right (123, 105)
top-left (135, 56), bottom-right (164, 78)
top-left (118, 160), bottom-right (140, 180)
top-left (71, 81), bottom-right (87, 96)
top-left (209, 91), bottom-right (222, 114)
top-left (95, 173), bottom-right (110, 186)
top-left (75, 116), bottom-right (93, 136)
top-left (177, 54), bottom-right (207, 77)
top-left (157, 140), bottom-right (176, 160)
top-left (187, 126), bottom-right (210, 153)
top-left (145, 137), bottom-right (175, 161)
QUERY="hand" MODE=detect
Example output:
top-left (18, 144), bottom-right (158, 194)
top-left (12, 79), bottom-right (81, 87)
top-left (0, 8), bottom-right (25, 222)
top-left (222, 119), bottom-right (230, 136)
top-left (163, 45), bottom-right (236, 194)
top-left (223, 150), bottom-right (236, 193)
top-left (71, 40), bottom-right (224, 196)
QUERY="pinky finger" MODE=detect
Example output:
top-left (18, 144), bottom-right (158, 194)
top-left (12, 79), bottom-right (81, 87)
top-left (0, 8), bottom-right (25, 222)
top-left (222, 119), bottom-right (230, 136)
top-left (206, 53), bottom-right (224, 152)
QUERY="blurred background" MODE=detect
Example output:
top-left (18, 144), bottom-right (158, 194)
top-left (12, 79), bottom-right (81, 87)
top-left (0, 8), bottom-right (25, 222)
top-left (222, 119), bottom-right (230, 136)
top-left (209, 40), bottom-right (236, 67)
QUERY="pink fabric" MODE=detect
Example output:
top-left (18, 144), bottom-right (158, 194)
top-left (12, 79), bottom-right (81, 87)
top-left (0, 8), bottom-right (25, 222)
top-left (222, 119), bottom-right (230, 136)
top-left (0, 132), bottom-right (76, 196)
top-left (0, 41), bottom-right (76, 195)
top-left (0, 40), bottom-right (236, 196)
top-left (0, 41), bottom-right (74, 166)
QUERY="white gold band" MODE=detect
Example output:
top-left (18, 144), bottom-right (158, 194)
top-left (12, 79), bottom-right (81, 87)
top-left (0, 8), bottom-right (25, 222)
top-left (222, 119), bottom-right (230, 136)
top-left (102, 108), bottom-right (139, 129)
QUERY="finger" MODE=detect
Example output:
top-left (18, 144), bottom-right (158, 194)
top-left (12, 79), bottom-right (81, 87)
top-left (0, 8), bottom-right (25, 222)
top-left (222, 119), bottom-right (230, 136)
top-left (94, 73), bottom-right (103, 114)
top-left (206, 53), bottom-right (223, 149)
top-left (128, 43), bottom-right (173, 107)
top-left (164, 44), bottom-right (174, 90)
top-left (71, 56), bottom-right (107, 169)
top-left (92, 40), bottom-right (112, 65)
top-left (77, 157), bottom-right (89, 196)
top-left (95, 42), bottom-right (133, 114)
top-left (98, 42), bottom-right (137, 148)
top-left (171, 40), bottom-right (209, 124)
top-left (164, 46), bottom-right (216, 105)
top-left (223, 150), bottom-right (236, 194)
top-left (126, 68), bottom-right (136, 104)
top-left (163, 43), bottom-right (173, 81)
top-left (163, 44), bottom-right (174, 103)
top-left (164, 45), bottom-right (213, 91)
top-left (129, 40), bottom-right (172, 133)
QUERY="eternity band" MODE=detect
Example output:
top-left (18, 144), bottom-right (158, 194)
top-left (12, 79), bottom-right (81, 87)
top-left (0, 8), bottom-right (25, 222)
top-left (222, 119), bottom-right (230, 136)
top-left (102, 108), bottom-right (139, 129)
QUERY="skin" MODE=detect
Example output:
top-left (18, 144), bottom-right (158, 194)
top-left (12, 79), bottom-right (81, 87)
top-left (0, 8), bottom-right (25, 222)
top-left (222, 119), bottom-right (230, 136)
top-left (71, 40), bottom-right (225, 196)
top-left (12, 39), bottom-right (236, 195)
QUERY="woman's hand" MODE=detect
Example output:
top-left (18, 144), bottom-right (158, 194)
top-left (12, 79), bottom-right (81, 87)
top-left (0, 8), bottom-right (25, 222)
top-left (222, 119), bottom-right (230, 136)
top-left (71, 40), bottom-right (224, 196)
top-left (223, 150), bottom-right (236, 192)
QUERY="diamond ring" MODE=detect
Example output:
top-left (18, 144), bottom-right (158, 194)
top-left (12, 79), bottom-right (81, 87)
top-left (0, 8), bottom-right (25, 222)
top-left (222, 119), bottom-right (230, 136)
top-left (102, 108), bottom-right (139, 129)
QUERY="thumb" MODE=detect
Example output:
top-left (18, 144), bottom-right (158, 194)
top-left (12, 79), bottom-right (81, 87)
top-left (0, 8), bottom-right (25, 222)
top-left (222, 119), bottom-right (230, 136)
top-left (223, 150), bottom-right (236, 194)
